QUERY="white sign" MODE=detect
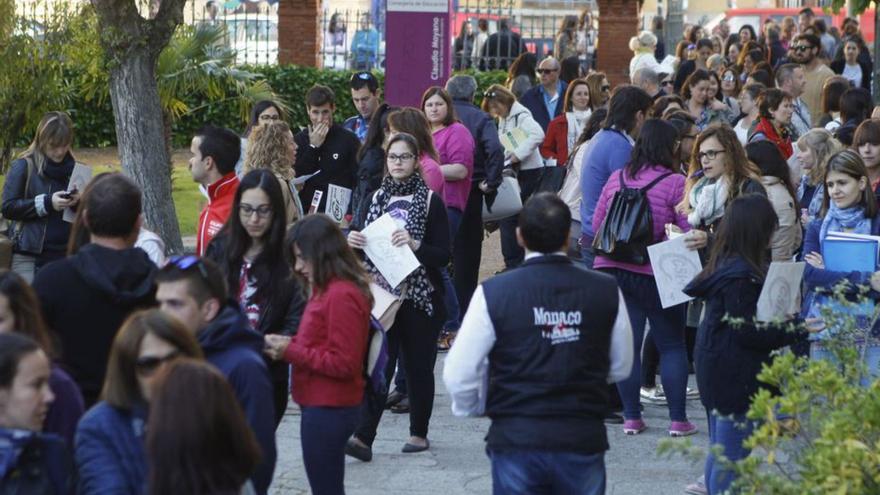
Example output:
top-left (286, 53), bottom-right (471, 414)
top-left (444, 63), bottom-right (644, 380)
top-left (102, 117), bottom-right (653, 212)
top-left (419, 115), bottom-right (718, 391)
top-left (63, 163), bottom-right (92, 223)
top-left (308, 190), bottom-right (323, 215)
top-left (325, 184), bottom-right (352, 224)
top-left (757, 262), bottom-right (805, 322)
top-left (647, 236), bottom-right (702, 309)
top-left (387, 0), bottom-right (448, 13)
top-left (361, 213), bottom-right (420, 288)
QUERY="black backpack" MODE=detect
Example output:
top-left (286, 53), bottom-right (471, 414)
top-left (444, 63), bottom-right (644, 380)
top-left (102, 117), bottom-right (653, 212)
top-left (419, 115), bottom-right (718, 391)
top-left (592, 171), bottom-right (673, 265)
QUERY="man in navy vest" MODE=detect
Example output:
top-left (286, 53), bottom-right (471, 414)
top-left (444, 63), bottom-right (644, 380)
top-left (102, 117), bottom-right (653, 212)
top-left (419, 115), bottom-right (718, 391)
top-left (444, 193), bottom-right (633, 495)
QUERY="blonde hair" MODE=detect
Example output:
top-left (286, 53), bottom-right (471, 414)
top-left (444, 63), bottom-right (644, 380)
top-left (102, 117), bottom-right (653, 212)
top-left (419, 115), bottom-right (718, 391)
top-left (629, 31), bottom-right (657, 52)
top-left (243, 121), bottom-right (295, 181)
top-left (20, 112), bottom-right (75, 176)
top-left (797, 128), bottom-right (843, 187)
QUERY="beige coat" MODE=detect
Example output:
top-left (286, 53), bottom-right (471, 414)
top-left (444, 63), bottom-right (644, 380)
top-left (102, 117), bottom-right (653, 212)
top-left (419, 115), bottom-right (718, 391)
top-left (762, 176), bottom-right (802, 261)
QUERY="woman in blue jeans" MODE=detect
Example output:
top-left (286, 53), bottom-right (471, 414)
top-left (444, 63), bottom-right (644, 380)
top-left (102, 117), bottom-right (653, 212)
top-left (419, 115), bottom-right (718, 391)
top-left (591, 120), bottom-right (698, 437)
top-left (684, 194), bottom-right (805, 494)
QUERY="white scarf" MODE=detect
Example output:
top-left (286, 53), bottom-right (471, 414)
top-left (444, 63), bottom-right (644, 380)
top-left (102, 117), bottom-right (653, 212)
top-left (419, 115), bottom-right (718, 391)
top-left (687, 176), bottom-right (729, 228)
top-left (565, 109), bottom-right (590, 153)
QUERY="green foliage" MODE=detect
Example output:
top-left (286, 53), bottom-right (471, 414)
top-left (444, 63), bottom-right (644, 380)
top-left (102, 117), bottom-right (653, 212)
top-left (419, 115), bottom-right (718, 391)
top-left (828, 0), bottom-right (874, 14)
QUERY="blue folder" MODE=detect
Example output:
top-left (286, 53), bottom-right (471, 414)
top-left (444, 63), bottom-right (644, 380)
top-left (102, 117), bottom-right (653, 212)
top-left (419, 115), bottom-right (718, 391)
top-left (823, 238), bottom-right (879, 273)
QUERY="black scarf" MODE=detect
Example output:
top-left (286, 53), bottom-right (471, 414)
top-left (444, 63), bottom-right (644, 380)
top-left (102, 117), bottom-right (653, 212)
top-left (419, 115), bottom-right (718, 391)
top-left (364, 173), bottom-right (434, 316)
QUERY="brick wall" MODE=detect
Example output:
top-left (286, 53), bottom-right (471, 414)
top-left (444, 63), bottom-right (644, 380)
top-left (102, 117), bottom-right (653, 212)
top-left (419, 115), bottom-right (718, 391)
top-left (278, 0), bottom-right (322, 67)
top-left (596, 0), bottom-right (639, 87)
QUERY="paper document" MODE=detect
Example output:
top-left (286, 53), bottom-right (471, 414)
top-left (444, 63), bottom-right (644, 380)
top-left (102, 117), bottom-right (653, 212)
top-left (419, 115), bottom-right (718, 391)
top-left (756, 262), bottom-right (805, 322)
top-left (63, 163), bottom-right (92, 223)
top-left (361, 213), bottom-right (420, 288)
top-left (325, 184), bottom-right (352, 224)
top-left (647, 236), bottom-right (702, 309)
top-left (499, 127), bottom-right (529, 154)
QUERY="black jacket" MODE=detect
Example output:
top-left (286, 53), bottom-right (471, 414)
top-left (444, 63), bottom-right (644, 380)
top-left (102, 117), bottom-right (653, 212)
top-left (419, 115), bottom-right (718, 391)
top-left (2, 155), bottom-right (74, 257)
top-left (0, 429), bottom-right (74, 495)
top-left (479, 29), bottom-right (524, 71)
top-left (684, 257), bottom-right (804, 415)
top-left (350, 146), bottom-right (385, 231)
top-left (33, 244), bottom-right (157, 406)
top-left (452, 100), bottom-right (504, 188)
top-left (293, 124), bottom-right (360, 213)
top-left (835, 117), bottom-right (861, 147)
top-left (830, 58), bottom-right (873, 91)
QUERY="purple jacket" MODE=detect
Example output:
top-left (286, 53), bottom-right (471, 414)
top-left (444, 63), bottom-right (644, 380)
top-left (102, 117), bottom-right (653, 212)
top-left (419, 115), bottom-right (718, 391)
top-left (592, 164), bottom-right (690, 275)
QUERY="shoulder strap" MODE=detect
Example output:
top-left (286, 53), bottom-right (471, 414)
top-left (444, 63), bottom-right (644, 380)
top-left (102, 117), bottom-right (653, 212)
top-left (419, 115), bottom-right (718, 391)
top-left (641, 172), bottom-right (675, 192)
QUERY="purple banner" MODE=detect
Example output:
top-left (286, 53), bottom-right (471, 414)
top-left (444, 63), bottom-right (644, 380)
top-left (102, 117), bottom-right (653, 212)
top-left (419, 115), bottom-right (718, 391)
top-left (384, 0), bottom-right (452, 107)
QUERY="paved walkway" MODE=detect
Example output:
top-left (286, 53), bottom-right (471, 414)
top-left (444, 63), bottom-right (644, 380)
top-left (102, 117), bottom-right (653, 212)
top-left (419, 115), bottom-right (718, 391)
top-left (270, 364), bottom-right (707, 495)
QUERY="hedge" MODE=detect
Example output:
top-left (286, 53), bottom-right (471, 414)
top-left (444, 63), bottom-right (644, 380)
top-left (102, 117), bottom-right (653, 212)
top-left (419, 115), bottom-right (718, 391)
top-left (67, 67), bottom-right (508, 149)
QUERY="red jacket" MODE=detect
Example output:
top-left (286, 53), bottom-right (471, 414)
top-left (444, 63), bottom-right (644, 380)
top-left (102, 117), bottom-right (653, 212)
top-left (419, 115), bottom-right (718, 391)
top-left (196, 173), bottom-right (239, 256)
top-left (285, 278), bottom-right (370, 407)
top-left (751, 118), bottom-right (793, 159)
top-left (540, 114), bottom-right (571, 165)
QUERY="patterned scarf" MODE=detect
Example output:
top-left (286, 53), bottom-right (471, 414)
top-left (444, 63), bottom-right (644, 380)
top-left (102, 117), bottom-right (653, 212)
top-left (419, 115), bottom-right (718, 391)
top-left (797, 175), bottom-right (825, 224)
top-left (820, 202), bottom-right (872, 244)
top-left (687, 175), bottom-right (729, 228)
top-left (364, 173), bottom-right (435, 316)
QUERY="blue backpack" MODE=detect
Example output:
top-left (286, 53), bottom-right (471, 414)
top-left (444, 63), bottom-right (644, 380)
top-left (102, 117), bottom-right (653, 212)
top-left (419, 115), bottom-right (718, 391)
top-left (364, 316), bottom-right (389, 394)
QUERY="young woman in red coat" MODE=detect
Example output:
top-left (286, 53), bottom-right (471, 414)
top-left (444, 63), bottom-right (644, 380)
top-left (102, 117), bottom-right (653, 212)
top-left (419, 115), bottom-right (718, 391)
top-left (540, 78), bottom-right (593, 165)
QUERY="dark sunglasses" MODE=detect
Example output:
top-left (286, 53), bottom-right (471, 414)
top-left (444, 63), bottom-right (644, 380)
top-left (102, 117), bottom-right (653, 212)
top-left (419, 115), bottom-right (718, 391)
top-left (661, 80), bottom-right (674, 86)
top-left (793, 45), bottom-right (813, 52)
top-left (536, 68), bottom-right (558, 75)
top-left (483, 90), bottom-right (497, 99)
top-left (135, 351), bottom-right (180, 377)
top-left (167, 255), bottom-right (210, 283)
top-left (601, 85), bottom-right (611, 91)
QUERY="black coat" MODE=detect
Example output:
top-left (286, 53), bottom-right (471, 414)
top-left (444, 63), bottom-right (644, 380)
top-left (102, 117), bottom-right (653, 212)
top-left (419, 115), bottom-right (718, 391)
top-left (293, 124), bottom-right (360, 213)
top-left (452, 100), bottom-right (505, 188)
top-left (830, 58), bottom-right (873, 91)
top-left (350, 146), bottom-right (384, 231)
top-left (684, 257), bottom-right (804, 415)
top-left (479, 29), bottom-right (524, 71)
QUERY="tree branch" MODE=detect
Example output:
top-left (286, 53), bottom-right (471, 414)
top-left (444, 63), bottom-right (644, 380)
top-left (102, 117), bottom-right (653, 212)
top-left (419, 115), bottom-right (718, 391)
top-left (148, 0), bottom-right (186, 52)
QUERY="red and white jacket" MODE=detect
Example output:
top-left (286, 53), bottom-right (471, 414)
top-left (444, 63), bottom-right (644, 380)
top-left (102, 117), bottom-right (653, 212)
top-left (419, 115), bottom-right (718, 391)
top-left (197, 172), bottom-right (239, 256)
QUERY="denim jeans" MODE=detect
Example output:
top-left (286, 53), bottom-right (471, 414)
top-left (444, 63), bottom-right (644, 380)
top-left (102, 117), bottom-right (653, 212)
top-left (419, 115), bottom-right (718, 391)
top-left (300, 405), bottom-right (360, 495)
top-left (810, 343), bottom-right (880, 386)
top-left (443, 207), bottom-right (463, 331)
top-left (704, 412), bottom-right (754, 495)
top-left (603, 268), bottom-right (689, 422)
top-left (489, 449), bottom-right (606, 495)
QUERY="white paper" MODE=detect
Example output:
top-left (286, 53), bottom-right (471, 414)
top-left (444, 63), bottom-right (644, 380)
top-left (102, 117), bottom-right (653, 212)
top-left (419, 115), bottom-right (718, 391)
top-left (370, 282), bottom-right (397, 321)
top-left (647, 236), bottom-right (702, 309)
top-left (361, 213), bottom-right (420, 288)
top-left (756, 262), bottom-right (805, 322)
top-left (63, 163), bottom-right (92, 223)
top-left (292, 170), bottom-right (320, 186)
top-left (325, 184), bottom-right (352, 224)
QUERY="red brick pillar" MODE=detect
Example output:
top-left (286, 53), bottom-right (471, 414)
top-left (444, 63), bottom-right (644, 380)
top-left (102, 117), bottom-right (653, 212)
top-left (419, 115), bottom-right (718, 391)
top-left (596, 0), bottom-right (639, 87)
top-left (278, 0), bottom-right (322, 66)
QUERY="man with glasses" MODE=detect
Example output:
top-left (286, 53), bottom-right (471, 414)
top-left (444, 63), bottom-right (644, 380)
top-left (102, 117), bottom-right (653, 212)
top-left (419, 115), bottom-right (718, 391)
top-left (189, 125), bottom-right (241, 255)
top-left (792, 33), bottom-right (834, 124)
top-left (34, 174), bottom-right (157, 407)
top-left (156, 256), bottom-right (276, 495)
top-left (519, 56), bottom-right (568, 131)
top-left (343, 71), bottom-right (381, 142)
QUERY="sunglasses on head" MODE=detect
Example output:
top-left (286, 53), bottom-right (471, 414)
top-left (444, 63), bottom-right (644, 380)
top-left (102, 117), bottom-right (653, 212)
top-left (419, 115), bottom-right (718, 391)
top-left (135, 351), bottom-right (180, 377)
top-left (350, 72), bottom-right (374, 83)
top-left (167, 255), bottom-right (210, 283)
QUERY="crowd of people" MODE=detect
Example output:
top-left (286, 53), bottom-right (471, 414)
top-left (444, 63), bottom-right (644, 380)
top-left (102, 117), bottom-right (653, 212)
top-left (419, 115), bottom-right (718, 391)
top-left (0, 8), bottom-right (879, 495)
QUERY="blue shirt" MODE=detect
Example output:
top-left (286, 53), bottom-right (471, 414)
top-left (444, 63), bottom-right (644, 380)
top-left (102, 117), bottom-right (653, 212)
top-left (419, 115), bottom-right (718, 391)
top-left (343, 115), bottom-right (369, 142)
top-left (579, 128), bottom-right (635, 239)
top-left (541, 82), bottom-right (564, 123)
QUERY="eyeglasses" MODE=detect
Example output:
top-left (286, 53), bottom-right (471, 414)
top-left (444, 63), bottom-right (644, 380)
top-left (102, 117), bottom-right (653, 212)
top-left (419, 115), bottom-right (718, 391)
top-left (722, 73), bottom-right (736, 82)
top-left (387, 153), bottom-right (415, 163)
top-left (259, 114), bottom-right (280, 121)
top-left (239, 204), bottom-right (273, 219)
top-left (351, 72), bottom-right (374, 82)
top-left (167, 255), bottom-right (210, 283)
top-left (135, 351), bottom-right (180, 377)
top-left (698, 149), bottom-right (725, 161)
top-left (661, 80), bottom-right (674, 87)
top-left (483, 90), bottom-right (497, 99)
top-left (793, 45), bottom-right (812, 52)
top-left (536, 68), bottom-right (558, 75)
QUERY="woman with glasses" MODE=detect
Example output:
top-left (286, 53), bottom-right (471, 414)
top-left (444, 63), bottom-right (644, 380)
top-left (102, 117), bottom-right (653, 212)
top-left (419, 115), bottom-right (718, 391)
top-left (719, 67), bottom-right (741, 118)
top-left (683, 69), bottom-right (732, 131)
top-left (679, 125), bottom-right (765, 235)
top-left (386, 109), bottom-right (446, 198)
top-left (0, 333), bottom-right (74, 494)
top-left (75, 309), bottom-right (203, 494)
top-left (205, 169), bottom-right (306, 428)
top-left (344, 132), bottom-right (450, 460)
top-left (748, 88), bottom-right (795, 159)
top-left (242, 121), bottom-right (302, 224)
top-left (0, 270), bottom-right (83, 447)
top-left (237, 100), bottom-right (285, 177)
top-left (585, 71), bottom-right (610, 108)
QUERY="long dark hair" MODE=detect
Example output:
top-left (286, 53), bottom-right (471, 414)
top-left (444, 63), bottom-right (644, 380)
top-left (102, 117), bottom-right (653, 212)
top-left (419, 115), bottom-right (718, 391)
top-left (244, 100), bottom-right (284, 137)
top-left (357, 103), bottom-right (398, 162)
top-left (700, 194), bottom-right (778, 277)
top-left (147, 359), bottom-right (260, 495)
top-left (0, 333), bottom-right (40, 390)
top-left (287, 215), bottom-right (374, 307)
top-left (0, 270), bottom-right (54, 356)
top-left (626, 119), bottom-right (680, 178)
top-left (387, 108), bottom-right (440, 163)
top-left (745, 140), bottom-right (798, 207)
top-left (420, 86), bottom-right (457, 127)
top-left (216, 169), bottom-right (291, 313)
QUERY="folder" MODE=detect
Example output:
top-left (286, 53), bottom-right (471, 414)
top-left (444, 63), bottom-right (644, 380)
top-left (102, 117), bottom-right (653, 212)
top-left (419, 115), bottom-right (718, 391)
top-left (822, 237), bottom-right (879, 273)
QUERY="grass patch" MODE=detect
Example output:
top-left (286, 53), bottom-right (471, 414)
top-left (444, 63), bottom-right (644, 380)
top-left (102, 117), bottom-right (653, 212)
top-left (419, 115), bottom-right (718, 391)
top-left (0, 163), bottom-right (203, 237)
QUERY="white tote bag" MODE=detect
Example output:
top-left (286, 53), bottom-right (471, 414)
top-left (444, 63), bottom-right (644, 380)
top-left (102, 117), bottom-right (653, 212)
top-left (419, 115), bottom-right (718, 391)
top-left (482, 174), bottom-right (522, 222)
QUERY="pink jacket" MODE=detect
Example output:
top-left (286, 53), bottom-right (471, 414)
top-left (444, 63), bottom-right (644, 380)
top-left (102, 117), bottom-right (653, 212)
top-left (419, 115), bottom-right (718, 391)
top-left (592, 164), bottom-right (690, 275)
top-left (432, 123), bottom-right (474, 211)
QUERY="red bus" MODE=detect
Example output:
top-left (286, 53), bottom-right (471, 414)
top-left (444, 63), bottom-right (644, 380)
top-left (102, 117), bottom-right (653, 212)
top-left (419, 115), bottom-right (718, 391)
top-left (725, 7), bottom-right (875, 44)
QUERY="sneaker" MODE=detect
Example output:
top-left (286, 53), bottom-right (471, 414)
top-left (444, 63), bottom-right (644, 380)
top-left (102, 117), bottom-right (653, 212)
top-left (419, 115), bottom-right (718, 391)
top-left (640, 386), bottom-right (667, 405)
top-left (669, 421), bottom-right (698, 437)
top-left (686, 387), bottom-right (700, 399)
top-left (623, 419), bottom-right (647, 435)
top-left (683, 480), bottom-right (707, 495)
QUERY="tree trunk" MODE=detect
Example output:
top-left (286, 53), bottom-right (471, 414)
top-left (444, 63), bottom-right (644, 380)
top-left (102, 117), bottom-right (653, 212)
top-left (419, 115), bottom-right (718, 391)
top-left (108, 50), bottom-right (184, 254)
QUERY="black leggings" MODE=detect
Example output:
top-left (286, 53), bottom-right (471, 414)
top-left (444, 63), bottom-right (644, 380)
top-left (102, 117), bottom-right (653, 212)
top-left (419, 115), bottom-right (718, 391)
top-left (355, 301), bottom-right (442, 444)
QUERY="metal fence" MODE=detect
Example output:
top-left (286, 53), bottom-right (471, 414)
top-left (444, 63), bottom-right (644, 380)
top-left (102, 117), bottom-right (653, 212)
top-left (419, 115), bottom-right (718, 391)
top-left (14, 0), bottom-right (597, 70)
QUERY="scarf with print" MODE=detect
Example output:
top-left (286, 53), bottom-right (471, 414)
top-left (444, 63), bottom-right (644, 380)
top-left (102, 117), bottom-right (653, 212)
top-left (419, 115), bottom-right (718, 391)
top-left (364, 173), bottom-right (435, 316)
top-left (687, 175), bottom-right (729, 228)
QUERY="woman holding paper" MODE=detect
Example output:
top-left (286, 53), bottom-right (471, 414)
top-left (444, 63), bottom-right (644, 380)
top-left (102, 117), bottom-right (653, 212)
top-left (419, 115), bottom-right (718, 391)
top-left (346, 132), bottom-right (450, 458)
top-left (684, 194), bottom-right (804, 495)
top-left (205, 169), bottom-right (306, 427)
top-left (801, 150), bottom-right (880, 375)
top-left (1, 111), bottom-right (80, 282)
top-left (591, 119), bottom-right (697, 437)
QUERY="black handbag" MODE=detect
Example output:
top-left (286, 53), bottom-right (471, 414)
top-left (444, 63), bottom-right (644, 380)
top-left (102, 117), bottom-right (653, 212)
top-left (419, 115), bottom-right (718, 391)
top-left (536, 165), bottom-right (567, 193)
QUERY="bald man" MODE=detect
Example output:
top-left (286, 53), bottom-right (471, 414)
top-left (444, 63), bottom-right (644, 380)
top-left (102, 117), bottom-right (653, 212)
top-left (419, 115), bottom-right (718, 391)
top-left (519, 56), bottom-right (568, 131)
